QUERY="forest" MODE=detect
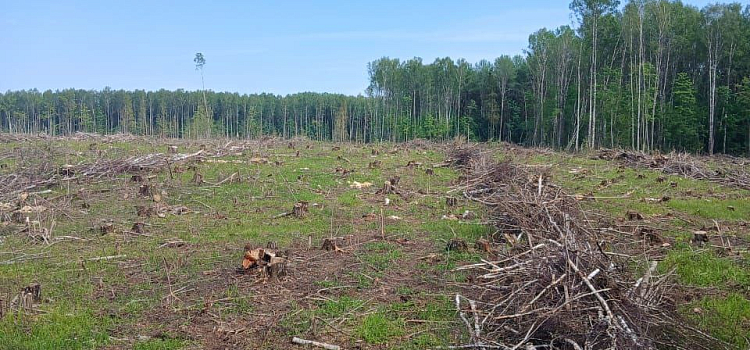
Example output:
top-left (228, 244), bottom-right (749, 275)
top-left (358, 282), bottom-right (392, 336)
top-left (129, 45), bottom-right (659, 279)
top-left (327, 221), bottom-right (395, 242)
top-left (1, 0), bottom-right (749, 155)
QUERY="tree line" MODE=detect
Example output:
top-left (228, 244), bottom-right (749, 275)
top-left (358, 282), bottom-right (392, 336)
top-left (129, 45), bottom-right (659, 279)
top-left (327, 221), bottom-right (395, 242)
top-left (1, 0), bottom-right (749, 155)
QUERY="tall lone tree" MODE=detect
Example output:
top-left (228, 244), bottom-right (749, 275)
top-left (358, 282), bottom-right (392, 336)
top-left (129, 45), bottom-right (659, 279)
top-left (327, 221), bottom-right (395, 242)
top-left (194, 53), bottom-right (210, 126)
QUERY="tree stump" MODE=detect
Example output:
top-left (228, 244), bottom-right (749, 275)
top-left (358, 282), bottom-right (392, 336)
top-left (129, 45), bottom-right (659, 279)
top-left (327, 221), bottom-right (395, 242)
top-left (23, 283), bottom-right (41, 302)
top-left (100, 222), bottom-right (115, 235)
top-left (425, 168), bottom-right (434, 176)
top-left (371, 149), bottom-right (379, 155)
top-left (376, 181), bottom-right (394, 195)
top-left (132, 222), bottom-right (146, 234)
top-left (267, 257), bottom-right (287, 278)
top-left (321, 238), bottom-right (339, 251)
top-left (192, 171), bottom-right (204, 185)
top-left (130, 174), bottom-right (144, 182)
top-left (368, 161), bottom-right (381, 169)
top-left (389, 176), bottom-right (401, 186)
top-left (136, 205), bottom-right (154, 217)
top-left (266, 241), bottom-right (278, 249)
top-left (138, 184), bottom-right (152, 197)
top-left (167, 145), bottom-right (178, 154)
top-left (293, 201), bottom-right (309, 218)
top-left (296, 150), bottom-right (301, 157)
top-left (626, 210), bottom-right (644, 221)
top-left (474, 238), bottom-right (492, 253)
top-left (693, 231), bottom-right (709, 246)
top-left (446, 238), bottom-right (468, 252)
top-left (446, 197), bottom-right (458, 207)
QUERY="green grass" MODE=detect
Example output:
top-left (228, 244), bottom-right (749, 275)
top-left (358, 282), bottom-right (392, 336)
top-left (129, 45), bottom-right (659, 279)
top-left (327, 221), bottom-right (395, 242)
top-left (359, 242), bottom-right (402, 270)
top-left (316, 296), bottom-right (364, 318)
top-left (0, 306), bottom-right (110, 350)
top-left (356, 312), bottom-right (404, 344)
top-left (668, 198), bottom-right (750, 221)
top-left (661, 248), bottom-right (750, 288)
top-left (690, 293), bottom-right (750, 348)
top-left (133, 338), bottom-right (186, 350)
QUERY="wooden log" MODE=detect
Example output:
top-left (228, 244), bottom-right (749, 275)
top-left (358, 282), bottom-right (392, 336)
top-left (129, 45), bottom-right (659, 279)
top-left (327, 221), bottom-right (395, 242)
top-left (291, 337), bottom-right (340, 350)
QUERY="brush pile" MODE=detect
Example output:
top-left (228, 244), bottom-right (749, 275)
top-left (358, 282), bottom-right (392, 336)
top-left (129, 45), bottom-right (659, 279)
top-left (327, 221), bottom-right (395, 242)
top-left (597, 149), bottom-right (750, 190)
top-left (448, 147), bottom-right (724, 350)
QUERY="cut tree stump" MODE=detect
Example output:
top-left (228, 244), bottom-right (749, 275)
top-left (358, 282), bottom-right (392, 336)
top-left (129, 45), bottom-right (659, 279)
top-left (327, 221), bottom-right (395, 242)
top-left (446, 238), bottom-right (468, 252)
top-left (293, 201), bottom-right (309, 218)
top-left (241, 245), bottom-right (289, 278)
top-left (132, 222), bottom-right (146, 234)
top-left (321, 238), bottom-right (340, 252)
top-left (376, 181), bottom-right (394, 195)
top-left (138, 184), bottom-right (152, 197)
top-left (23, 283), bottom-right (41, 302)
top-left (99, 222), bottom-right (115, 235)
top-left (474, 238), bottom-right (492, 253)
top-left (389, 176), bottom-right (401, 186)
top-left (371, 149), bottom-right (379, 155)
top-left (130, 174), bottom-right (144, 182)
top-left (626, 210), bottom-right (644, 221)
top-left (425, 168), bottom-right (434, 176)
top-left (192, 171), bottom-right (204, 185)
top-left (167, 145), bottom-right (178, 154)
top-left (446, 197), bottom-right (458, 207)
top-left (368, 160), bottom-right (382, 169)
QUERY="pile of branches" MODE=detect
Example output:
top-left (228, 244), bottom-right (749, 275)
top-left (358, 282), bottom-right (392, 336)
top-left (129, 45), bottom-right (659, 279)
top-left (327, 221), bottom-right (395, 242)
top-left (0, 150), bottom-right (205, 203)
top-left (597, 149), bottom-right (750, 190)
top-left (448, 147), bottom-right (724, 350)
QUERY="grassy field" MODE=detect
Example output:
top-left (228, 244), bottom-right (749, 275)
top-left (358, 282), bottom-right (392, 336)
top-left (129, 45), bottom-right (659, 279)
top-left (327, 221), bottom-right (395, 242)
top-left (0, 137), bottom-right (748, 349)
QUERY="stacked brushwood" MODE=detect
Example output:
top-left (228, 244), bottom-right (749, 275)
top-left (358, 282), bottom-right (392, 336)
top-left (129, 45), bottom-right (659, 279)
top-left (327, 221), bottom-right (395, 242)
top-left (448, 147), bottom-right (726, 350)
top-left (0, 149), bottom-right (205, 203)
top-left (597, 149), bottom-right (750, 191)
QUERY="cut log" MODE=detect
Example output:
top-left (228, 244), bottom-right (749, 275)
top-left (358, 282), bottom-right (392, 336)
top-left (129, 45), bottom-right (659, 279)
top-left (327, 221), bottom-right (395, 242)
top-left (291, 337), bottom-right (340, 350)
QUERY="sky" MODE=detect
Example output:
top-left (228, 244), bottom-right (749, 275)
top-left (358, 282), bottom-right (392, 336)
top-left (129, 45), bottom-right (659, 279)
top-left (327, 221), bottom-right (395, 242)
top-left (1, 0), bottom-right (718, 96)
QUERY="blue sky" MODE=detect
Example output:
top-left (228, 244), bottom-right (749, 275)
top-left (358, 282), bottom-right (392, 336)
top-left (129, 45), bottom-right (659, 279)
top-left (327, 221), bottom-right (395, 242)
top-left (1, 0), bottom-right (716, 95)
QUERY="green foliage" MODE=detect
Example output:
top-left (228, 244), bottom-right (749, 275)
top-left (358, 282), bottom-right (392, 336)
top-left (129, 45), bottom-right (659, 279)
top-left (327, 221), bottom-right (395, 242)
top-left (355, 313), bottom-right (404, 344)
top-left (689, 294), bottom-right (750, 348)
top-left (661, 249), bottom-right (750, 288)
top-left (666, 73), bottom-right (701, 152)
top-left (0, 307), bottom-right (110, 350)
